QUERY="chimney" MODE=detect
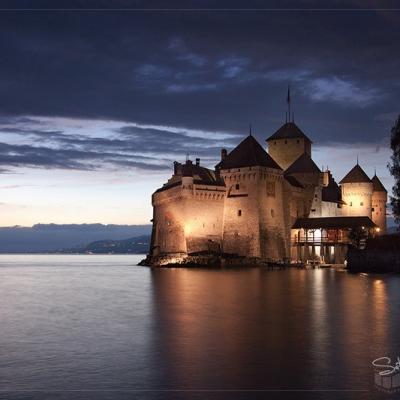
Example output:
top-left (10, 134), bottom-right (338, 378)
top-left (195, 158), bottom-right (200, 166)
top-left (221, 148), bottom-right (227, 161)
top-left (323, 170), bottom-right (330, 187)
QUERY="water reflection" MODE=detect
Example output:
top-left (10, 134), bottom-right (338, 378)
top-left (150, 268), bottom-right (395, 396)
top-left (1, 256), bottom-right (398, 400)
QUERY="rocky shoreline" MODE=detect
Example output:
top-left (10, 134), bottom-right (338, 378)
top-left (139, 254), bottom-right (292, 269)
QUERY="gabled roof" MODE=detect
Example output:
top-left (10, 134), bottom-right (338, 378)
top-left (371, 175), bottom-right (387, 192)
top-left (339, 164), bottom-right (371, 184)
top-left (285, 153), bottom-right (321, 175)
top-left (266, 122), bottom-right (312, 142)
top-left (322, 171), bottom-right (342, 203)
top-left (216, 135), bottom-right (282, 170)
top-left (292, 216), bottom-right (376, 229)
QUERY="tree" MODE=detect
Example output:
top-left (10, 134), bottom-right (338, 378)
top-left (388, 115), bottom-right (400, 225)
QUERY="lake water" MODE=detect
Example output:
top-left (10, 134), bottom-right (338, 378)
top-left (0, 255), bottom-right (399, 400)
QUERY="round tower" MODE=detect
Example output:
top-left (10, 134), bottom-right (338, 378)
top-left (339, 164), bottom-right (373, 218)
top-left (371, 174), bottom-right (387, 234)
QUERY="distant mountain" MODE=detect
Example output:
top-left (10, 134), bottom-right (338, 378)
top-left (58, 235), bottom-right (150, 254)
top-left (0, 224), bottom-right (152, 253)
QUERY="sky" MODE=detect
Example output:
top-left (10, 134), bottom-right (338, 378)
top-left (0, 0), bottom-right (399, 226)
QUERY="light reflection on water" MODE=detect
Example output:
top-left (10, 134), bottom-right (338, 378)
top-left (0, 255), bottom-right (399, 400)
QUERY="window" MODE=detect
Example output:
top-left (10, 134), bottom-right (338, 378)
top-left (297, 139), bottom-right (300, 144)
top-left (266, 181), bottom-right (276, 197)
top-left (271, 209), bottom-right (274, 217)
top-left (360, 202), bottom-right (364, 206)
top-left (238, 209), bottom-right (242, 217)
top-left (285, 140), bottom-right (287, 144)
top-left (236, 184), bottom-right (240, 190)
top-left (350, 202), bottom-right (353, 206)
top-left (314, 194), bottom-right (318, 198)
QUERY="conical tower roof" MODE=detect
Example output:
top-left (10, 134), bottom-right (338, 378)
top-left (339, 164), bottom-right (371, 184)
top-left (216, 135), bottom-right (281, 170)
top-left (371, 174), bottom-right (387, 192)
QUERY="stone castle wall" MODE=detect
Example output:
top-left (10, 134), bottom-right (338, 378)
top-left (151, 182), bottom-right (226, 256)
top-left (220, 166), bottom-right (288, 260)
top-left (372, 191), bottom-right (387, 234)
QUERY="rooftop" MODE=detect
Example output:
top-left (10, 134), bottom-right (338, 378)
top-left (285, 153), bottom-right (321, 175)
top-left (371, 174), bottom-right (387, 192)
top-left (292, 216), bottom-right (377, 230)
top-left (284, 175), bottom-right (304, 188)
top-left (339, 164), bottom-right (371, 184)
top-left (266, 122), bottom-right (312, 142)
top-left (216, 135), bottom-right (282, 170)
top-left (156, 160), bottom-right (225, 193)
top-left (322, 171), bottom-right (342, 203)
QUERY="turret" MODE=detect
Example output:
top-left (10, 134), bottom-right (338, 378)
top-left (266, 122), bottom-right (312, 170)
top-left (181, 160), bottom-right (194, 190)
top-left (371, 174), bottom-right (387, 234)
top-left (339, 164), bottom-right (373, 218)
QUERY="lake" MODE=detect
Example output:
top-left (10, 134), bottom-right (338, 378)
top-left (0, 254), bottom-right (399, 400)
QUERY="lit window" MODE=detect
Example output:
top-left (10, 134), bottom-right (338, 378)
top-left (238, 210), bottom-right (242, 217)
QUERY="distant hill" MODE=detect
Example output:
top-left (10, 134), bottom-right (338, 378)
top-left (0, 224), bottom-right (152, 253)
top-left (58, 235), bottom-right (150, 254)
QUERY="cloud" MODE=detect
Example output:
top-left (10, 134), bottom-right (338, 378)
top-left (217, 57), bottom-right (251, 79)
top-left (165, 83), bottom-right (218, 93)
top-left (0, 115), bottom-right (240, 172)
top-left (302, 77), bottom-right (381, 107)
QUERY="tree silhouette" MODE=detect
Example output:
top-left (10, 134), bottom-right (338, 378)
top-left (388, 115), bottom-right (400, 226)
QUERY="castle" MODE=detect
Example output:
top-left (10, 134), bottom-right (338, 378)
top-left (145, 114), bottom-right (387, 266)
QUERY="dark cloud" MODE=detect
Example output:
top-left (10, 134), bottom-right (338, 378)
top-left (0, 0), bottom-right (399, 172)
top-left (0, 121), bottom-right (239, 171)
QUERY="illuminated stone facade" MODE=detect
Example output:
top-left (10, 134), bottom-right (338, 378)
top-left (147, 121), bottom-right (387, 265)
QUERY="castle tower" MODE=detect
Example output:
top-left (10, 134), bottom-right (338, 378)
top-left (371, 174), bottom-right (387, 234)
top-left (339, 164), bottom-right (373, 218)
top-left (266, 122), bottom-right (312, 170)
top-left (216, 134), bottom-right (288, 260)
